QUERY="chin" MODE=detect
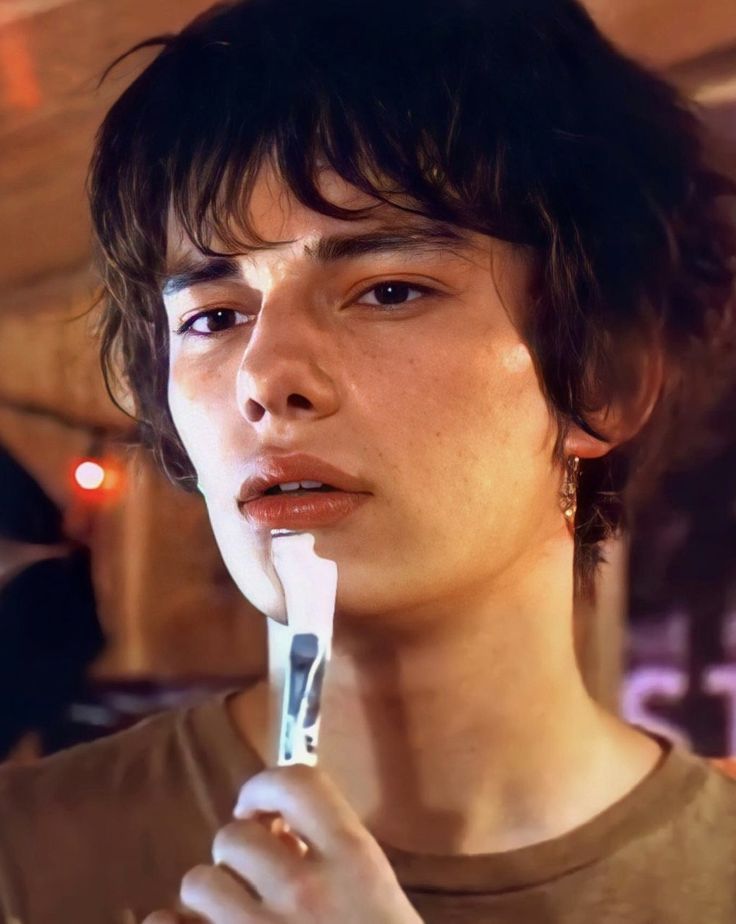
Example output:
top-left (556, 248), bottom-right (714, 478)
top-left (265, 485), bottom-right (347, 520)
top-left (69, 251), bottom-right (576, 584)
top-left (206, 512), bottom-right (288, 624)
top-left (231, 551), bottom-right (292, 624)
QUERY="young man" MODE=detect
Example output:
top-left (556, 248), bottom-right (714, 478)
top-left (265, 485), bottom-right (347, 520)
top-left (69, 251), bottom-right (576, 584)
top-left (1, 0), bottom-right (736, 921)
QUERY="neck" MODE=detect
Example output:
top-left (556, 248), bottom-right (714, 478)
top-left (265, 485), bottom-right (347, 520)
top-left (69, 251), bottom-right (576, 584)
top-left (244, 532), bottom-right (661, 856)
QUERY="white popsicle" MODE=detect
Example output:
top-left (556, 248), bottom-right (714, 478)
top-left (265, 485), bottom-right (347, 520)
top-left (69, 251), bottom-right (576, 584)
top-left (270, 532), bottom-right (338, 767)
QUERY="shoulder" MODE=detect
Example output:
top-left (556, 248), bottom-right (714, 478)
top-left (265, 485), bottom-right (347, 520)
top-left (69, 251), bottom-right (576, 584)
top-left (0, 707), bottom-right (190, 921)
top-left (665, 749), bottom-right (736, 817)
top-left (664, 751), bottom-right (736, 877)
top-left (690, 755), bottom-right (736, 826)
top-left (0, 693), bottom-right (264, 922)
top-left (0, 691), bottom-right (262, 831)
top-left (0, 704), bottom-right (195, 886)
top-left (0, 703), bottom-right (187, 819)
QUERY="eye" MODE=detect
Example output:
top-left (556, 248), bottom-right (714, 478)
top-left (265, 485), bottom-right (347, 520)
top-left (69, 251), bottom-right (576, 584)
top-left (175, 308), bottom-right (251, 337)
top-left (356, 281), bottom-right (432, 308)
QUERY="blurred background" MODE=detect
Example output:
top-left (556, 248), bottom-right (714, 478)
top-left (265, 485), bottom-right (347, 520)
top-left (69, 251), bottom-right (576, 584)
top-left (0, 0), bottom-right (734, 763)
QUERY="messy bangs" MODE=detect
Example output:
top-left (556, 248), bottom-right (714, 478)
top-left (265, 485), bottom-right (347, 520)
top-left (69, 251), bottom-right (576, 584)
top-left (92, 0), bottom-right (545, 279)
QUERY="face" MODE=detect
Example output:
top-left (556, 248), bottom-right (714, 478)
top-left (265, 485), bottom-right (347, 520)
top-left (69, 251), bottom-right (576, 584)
top-left (164, 164), bottom-right (565, 628)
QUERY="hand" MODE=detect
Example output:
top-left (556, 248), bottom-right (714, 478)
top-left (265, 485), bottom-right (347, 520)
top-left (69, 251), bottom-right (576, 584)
top-left (143, 764), bottom-right (423, 924)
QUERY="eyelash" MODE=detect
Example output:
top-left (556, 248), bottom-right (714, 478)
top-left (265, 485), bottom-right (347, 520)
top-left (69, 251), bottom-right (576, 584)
top-left (174, 281), bottom-right (436, 338)
top-left (175, 308), bottom-right (251, 338)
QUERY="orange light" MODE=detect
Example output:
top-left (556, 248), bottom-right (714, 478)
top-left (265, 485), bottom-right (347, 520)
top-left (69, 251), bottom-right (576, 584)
top-left (70, 456), bottom-right (124, 504)
top-left (0, 23), bottom-right (41, 112)
top-left (74, 460), bottom-right (105, 491)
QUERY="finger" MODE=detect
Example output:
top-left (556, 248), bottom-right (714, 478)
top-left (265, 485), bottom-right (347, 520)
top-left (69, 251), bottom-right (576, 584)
top-left (212, 819), bottom-right (305, 909)
top-left (180, 863), bottom-right (277, 924)
top-left (141, 913), bottom-right (182, 924)
top-left (234, 765), bottom-right (368, 859)
top-left (254, 812), bottom-right (309, 858)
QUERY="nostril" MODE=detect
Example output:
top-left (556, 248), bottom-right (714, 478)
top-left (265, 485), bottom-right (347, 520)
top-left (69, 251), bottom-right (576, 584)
top-left (245, 398), bottom-right (266, 422)
top-left (287, 393), bottom-right (312, 410)
top-left (241, 393), bottom-right (315, 420)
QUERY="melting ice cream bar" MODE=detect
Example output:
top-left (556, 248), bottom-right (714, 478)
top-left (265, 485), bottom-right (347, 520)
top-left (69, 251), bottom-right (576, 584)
top-left (270, 531), bottom-right (338, 766)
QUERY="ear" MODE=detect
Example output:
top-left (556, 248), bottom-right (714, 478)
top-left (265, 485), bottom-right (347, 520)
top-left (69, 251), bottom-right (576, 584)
top-left (563, 334), bottom-right (665, 461)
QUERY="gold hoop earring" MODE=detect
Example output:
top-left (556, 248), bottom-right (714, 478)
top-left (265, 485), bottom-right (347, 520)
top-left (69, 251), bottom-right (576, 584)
top-left (560, 456), bottom-right (580, 532)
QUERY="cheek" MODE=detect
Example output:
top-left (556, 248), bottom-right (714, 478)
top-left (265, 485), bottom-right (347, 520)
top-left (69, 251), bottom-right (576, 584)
top-left (167, 352), bottom-right (236, 476)
top-left (443, 349), bottom-right (554, 523)
top-left (472, 342), bottom-right (552, 453)
top-left (339, 333), bottom-right (559, 596)
top-left (167, 353), bottom-right (288, 620)
top-left (355, 332), bottom-right (552, 486)
top-left (343, 338), bottom-right (554, 583)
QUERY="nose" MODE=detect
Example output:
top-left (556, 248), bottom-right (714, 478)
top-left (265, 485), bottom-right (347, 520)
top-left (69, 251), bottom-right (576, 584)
top-left (235, 300), bottom-right (340, 426)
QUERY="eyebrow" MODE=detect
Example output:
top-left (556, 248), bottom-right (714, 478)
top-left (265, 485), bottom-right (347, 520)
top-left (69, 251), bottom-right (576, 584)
top-left (162, 223), bottom-right (467, 296)
top-left (162, 257), bottom-right (240, 297)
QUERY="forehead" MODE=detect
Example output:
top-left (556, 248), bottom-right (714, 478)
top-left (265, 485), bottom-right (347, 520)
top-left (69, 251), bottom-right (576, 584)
top-left (165, 162), bottom-right (462, 266)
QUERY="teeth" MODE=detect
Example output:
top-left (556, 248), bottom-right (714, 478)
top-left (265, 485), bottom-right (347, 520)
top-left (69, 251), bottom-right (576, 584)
top-left (274, 480), bottom-right (326, 492)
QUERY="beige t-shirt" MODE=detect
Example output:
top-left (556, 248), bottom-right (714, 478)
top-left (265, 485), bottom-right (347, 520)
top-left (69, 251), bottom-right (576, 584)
top-left (0, 693), bottom-right (735, 923)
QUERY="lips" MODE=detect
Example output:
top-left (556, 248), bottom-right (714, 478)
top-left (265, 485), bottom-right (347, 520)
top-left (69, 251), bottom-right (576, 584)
top-left (238, 453), bottom-right (371, 529)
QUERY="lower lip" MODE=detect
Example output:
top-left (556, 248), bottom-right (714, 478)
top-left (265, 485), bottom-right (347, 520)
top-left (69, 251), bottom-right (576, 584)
top-left (241, 492), bottom-right (370, 529)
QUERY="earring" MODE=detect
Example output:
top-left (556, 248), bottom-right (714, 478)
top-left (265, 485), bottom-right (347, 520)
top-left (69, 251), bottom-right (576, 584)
top-left (560, 456), bottom-right (580, 532)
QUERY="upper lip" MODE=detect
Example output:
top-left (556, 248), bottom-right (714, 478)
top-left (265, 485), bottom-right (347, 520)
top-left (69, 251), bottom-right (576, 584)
top-left (238, 453), bottom-right (370, 504)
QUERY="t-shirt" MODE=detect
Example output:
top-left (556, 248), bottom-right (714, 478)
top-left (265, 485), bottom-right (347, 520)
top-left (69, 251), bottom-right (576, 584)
top-left (0, 692), bottom-right (735, 923)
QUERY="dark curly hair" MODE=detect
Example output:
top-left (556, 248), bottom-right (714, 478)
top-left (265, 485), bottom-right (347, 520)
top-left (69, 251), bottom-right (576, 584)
top-left (89, 0), bottom-right (736, 599)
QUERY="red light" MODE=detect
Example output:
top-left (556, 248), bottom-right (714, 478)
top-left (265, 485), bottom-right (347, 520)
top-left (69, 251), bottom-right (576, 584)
top-left (70, 457), bottom-right (124, 503)
top-left (74, 461), bottom-right (105, 490)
